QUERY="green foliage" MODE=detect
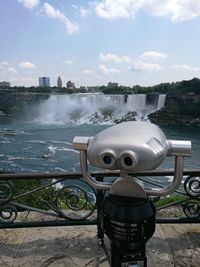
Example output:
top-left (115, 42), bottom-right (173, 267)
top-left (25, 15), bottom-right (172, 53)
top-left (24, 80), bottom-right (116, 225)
top-left (0, 175), bottom-right (94, 212)
top-left (154, 194), bottom-right (186, 208)
top-left (1, 77), bottom-right (200, 96)
top-left (151, 78), bottom-right (200, 95)
top-left (100, 77), bottom-right (200, 95)
top-left (101, 86), bottom-right (122, 94)
top-left (11, 179), bottom-right (58, 210)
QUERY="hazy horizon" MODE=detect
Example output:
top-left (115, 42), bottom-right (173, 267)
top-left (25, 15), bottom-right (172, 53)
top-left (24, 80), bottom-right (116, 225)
top-left (1, 0), bottom-right (200, 88)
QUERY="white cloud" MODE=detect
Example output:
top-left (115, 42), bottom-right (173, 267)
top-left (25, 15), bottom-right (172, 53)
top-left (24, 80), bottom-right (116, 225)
top-left (99, 64), bottom-right (120, 74)
top-left (0, 62), bottom-right (17, 85)
top-left (6, 67), bottom-right (18, 74)
top-left (143, 0), bottom-right (200, 22)
top-left (18, 0), bottom-right (39, 9)
top-left (130, 60), bottom-right (163, 72)
top-left (43, 2), bottom-right (79, 35)
top-left (72, 4), bottom-right (90, 18)
top-left (19, 61), bottom-right (36, 69)
top-left (79, 7), bottom-right (89, 17)
top-left (64, 59), bottom-right (73, 65)
top-left (0, 61), bottom-right (38, 86)
top-left (94, 0), bottom-right (200, 22)
top-left (1, 61), bottom-right (9, 67)
top-left (83, 69), bottom-right (94, 74)
top-left (100, 53), bottom-right (131, 64)
top-left (95, 0), bottom-right (137, 20)
top-left (140, 51), bottom-right (168, 61)
top-left (72, 4), bottom-right (78, 10)
top-left (172, 64), bottom-right (200, 72)
top-left (0, 62), bottom-right (39, 86)
top-left (0, 62), bottom-right (17, 74)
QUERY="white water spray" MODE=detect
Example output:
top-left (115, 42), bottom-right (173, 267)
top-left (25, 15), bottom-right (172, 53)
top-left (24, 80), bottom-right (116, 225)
top-left (34, 94), bottom-right (166, 125)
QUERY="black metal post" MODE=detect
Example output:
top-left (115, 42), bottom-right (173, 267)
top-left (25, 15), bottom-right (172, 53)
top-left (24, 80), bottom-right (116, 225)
top-left (96, 176), bottom-right (105, 242)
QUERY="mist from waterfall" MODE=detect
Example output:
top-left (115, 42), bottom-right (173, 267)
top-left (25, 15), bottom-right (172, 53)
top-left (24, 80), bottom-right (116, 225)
top-left (33, 93), bottom-right (166, 125)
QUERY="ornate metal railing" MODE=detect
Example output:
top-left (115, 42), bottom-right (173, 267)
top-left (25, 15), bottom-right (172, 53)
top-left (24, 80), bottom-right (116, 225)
top-left (0, 169), bottom-right (199, 230)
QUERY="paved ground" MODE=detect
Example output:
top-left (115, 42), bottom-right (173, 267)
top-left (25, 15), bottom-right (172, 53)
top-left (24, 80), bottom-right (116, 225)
top-left (0, 224), bottom-right (199, 266)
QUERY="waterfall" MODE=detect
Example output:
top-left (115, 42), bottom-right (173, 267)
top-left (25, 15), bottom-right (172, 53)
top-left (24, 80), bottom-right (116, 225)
top-left (126, 94), bottom-right (146, 110)
top-left (157, 94), bottom-right (166, 109)
top-left (33, 93), bottom-right (165, 125)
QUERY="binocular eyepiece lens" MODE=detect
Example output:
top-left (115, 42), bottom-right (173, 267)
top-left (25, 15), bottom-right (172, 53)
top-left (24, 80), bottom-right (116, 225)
top-left (120, 151), bottom-right (137, 169)
top-left (103, 155), bottom-right (112, 165)
top-left (123, 156), bottom-right (133, 166)
top-left (100, 150), bottom-right (116, 168)
top-left (100, 150), bottom-right (137, 169)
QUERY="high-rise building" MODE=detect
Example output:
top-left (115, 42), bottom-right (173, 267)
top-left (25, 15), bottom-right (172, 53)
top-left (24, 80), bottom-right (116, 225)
top-left (0, 81), bottom-right (11, 88)
top-left (66, 81), bottom-right (75, 89)
top-left (57, 76), bottom-right (62, 88)
top-left (39, 77), bottom-right (50, 87)
top-left (107, 82), bottom-right (118, 88)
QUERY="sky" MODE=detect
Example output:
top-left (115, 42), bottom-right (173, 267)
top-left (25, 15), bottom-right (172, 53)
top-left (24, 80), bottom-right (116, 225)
top-left (1, 0), bottom-right (200, 87)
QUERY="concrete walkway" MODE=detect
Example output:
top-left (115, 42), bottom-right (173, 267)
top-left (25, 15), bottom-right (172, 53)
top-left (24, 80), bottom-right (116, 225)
top-left (0, 224), bottom-right (199, 266)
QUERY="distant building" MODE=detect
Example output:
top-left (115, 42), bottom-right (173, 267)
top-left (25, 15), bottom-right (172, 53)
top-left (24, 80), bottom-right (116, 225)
top-left (57, 76), bottom-right (62, 88)
top-left (39, 77), bottom-right (50, 87)
top-left (66, 81), bottom-right (75, 89)
top-left (0, 81), bottom-right (11, 88)
top-left (107, 82), bottom-right (118, 88)
top-left (87, 86), bottom-right (100, 92)
top-left (80, 86), bottom-right (88, 91)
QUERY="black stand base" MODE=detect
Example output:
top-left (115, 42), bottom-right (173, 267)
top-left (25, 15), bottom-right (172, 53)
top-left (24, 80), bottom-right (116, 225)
top-left (110, 243), bottom-right (147, 267)
top-left (101, 195), bottom-right (156, 267)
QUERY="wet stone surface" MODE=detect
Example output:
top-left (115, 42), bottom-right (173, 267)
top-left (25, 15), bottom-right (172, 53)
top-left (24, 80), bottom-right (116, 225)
top-left (0, 224), bottom-right (199, 266)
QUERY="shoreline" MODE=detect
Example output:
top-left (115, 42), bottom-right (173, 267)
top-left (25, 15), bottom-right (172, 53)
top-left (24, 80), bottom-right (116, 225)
top-left (149, 109), bottom-right (200, 127)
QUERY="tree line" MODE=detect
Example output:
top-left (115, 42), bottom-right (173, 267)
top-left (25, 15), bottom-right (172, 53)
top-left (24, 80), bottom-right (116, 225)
top-left (101, 77), bottom-right (200, 95)
top-left (1, 77), bottom-right (200, 95)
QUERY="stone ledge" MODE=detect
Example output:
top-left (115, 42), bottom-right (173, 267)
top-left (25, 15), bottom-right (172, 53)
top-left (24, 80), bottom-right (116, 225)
top-left (0, 224), bottom-right (199, 266)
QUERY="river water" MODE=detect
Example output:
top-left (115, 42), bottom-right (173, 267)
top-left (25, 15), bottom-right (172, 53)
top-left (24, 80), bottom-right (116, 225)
top-left (0, 94), bottom-right (199, 177)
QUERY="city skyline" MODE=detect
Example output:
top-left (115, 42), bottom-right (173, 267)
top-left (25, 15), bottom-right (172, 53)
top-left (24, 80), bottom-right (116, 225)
top-left (1, 1), bottom-right (200, 87)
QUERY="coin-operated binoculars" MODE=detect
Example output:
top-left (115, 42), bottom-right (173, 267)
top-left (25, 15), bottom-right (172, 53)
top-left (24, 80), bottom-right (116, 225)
top-left (73, 122), bottom-right (191, 267)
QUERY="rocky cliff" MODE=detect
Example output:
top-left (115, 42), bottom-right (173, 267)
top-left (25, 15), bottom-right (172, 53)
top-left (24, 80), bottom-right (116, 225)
top-left (0, 90), bottom-right (49, 116)
top-left (149, 93), bottom-right (200, 126)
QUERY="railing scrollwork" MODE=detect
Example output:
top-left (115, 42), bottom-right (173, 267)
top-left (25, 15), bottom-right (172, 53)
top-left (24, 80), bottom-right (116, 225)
top-left (183, 201), bottom-right (200, 219)
top-left (181, 175), bottom-right (200, 219)
top-left (0, 181), bottom-right (13, 202)
top-left (0, 176), bottom-right (97, 226)
top-left (55, 183), bottom-right (96, 220)
top-left (0, 204), bottom-right (17, 224)
top-left (0, 170), bottom-right (199, 228)
top-left (184, 175), bottom-right (200, 198)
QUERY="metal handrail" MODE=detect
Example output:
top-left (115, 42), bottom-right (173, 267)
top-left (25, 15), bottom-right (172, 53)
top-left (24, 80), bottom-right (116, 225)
top-left (0, 169), bottom-right (199, 229)
top-left (0, 168), bottom-right (200, 179)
